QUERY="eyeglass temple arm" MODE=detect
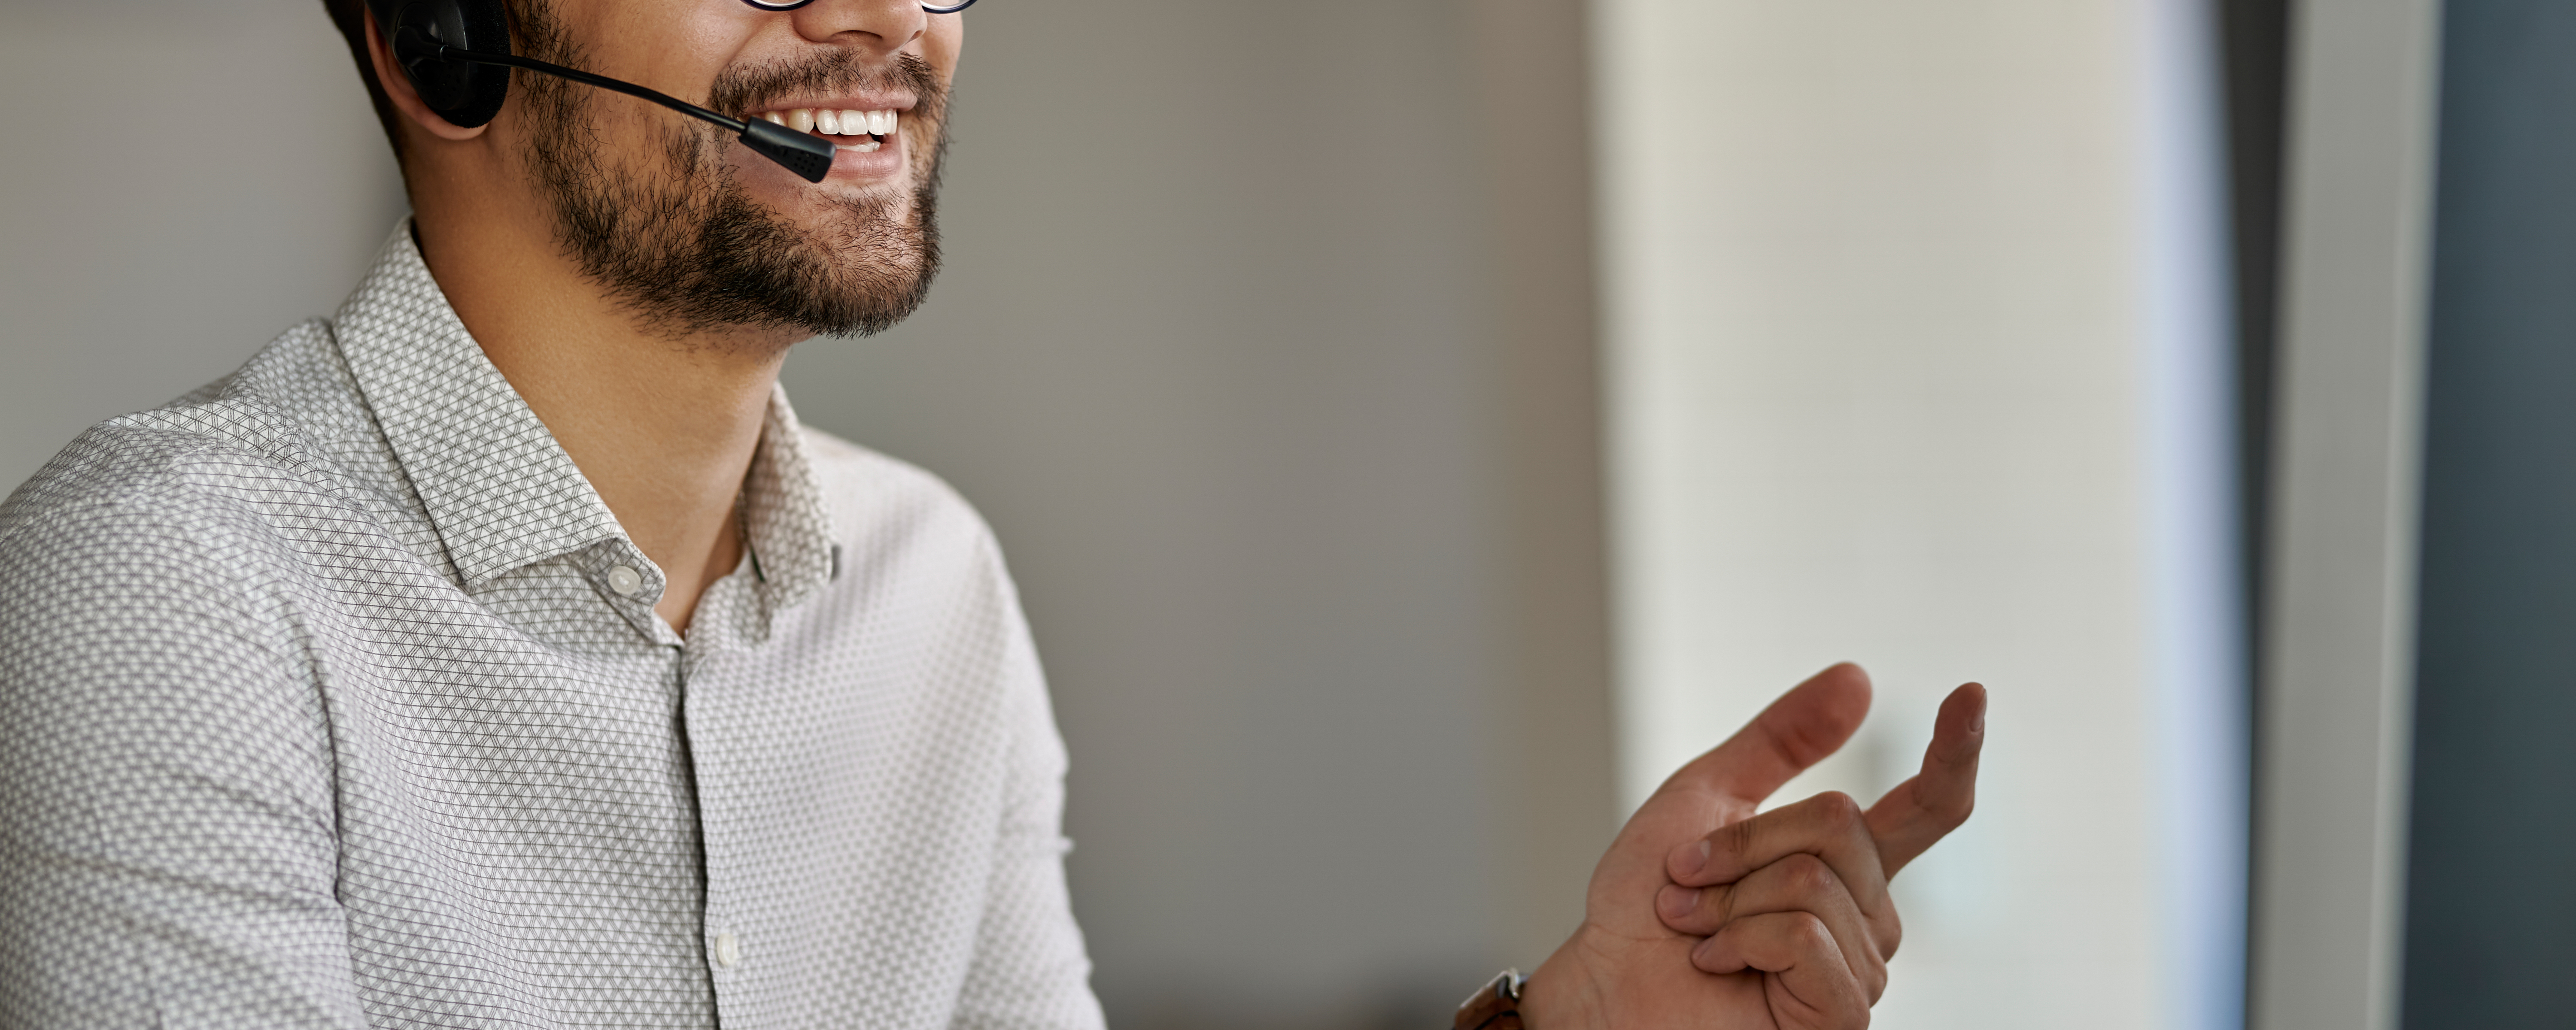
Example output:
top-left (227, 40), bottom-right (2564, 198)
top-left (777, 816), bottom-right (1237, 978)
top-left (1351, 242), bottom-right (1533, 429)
top-left (392, 27), bottom-right (837, 182)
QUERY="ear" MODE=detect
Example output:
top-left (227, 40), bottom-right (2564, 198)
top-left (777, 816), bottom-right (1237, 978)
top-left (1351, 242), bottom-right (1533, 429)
top-left (364, 6), bottom-right (489, 142)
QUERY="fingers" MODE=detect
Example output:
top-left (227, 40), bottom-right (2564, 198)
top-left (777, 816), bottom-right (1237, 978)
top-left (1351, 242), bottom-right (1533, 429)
top-left (1651, 663), bottom-right (1872, 811)
top-left (1666, 791), bottom-right (1890, 912)
top-left (1863, 681), bottom-right (1987, 877)
top-left (1656, 852), bottom-right (1894, 1001)
top-left (1691, 912), bottom-right (1870, 1030)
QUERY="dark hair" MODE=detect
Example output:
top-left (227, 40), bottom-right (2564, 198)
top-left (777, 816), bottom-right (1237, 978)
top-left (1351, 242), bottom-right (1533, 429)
top-left (321, 0), bottom-right (411, 160)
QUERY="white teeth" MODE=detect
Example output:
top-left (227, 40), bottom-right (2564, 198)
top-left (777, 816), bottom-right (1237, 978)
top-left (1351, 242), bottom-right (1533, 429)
top-left (767, 106), bottom-right (899, 138)
top-left (838, 138), bottom-right (881, 153)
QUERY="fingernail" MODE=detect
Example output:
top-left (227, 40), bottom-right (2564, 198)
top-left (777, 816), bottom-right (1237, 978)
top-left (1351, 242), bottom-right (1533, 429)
top-left (1656, 883), bottom-right (1699, 919)
top-left (1672, 839), bottom-right (1709, 878)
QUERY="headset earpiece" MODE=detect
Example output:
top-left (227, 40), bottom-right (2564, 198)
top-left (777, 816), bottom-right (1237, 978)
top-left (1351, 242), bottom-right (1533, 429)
top-left (369, 0), bottom-right (512, 128)
top-left (355, 0), bottom-right (838, 182)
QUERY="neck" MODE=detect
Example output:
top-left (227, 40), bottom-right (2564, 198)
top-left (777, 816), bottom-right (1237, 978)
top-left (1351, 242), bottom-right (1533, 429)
top-left (413, 195), bottom-right (801, 636)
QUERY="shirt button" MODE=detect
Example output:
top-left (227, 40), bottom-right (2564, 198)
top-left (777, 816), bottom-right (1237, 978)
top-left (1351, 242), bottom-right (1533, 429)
top-left (605, 565), bottom-right (645, 596)
top-left (713, 932), bottom-right (741, 968)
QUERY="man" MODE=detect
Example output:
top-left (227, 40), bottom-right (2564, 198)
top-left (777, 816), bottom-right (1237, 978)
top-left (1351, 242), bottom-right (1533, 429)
top-left (0, 0), bottom-right (1985, 1027)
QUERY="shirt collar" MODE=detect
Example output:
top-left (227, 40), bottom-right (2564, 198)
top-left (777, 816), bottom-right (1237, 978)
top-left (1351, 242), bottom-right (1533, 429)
top-left (742, 383), bottom-right (838, 612)
top-left (332, 223), bottom-right (837, 609)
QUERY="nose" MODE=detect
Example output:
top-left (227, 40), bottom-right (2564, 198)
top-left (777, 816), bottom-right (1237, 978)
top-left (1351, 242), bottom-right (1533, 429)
top-left (787, 0), bottom-right (927, 57)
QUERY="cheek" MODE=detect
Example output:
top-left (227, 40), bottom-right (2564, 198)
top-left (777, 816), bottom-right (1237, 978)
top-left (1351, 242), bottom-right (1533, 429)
top-left (924, 16), bottom-right (964, 84)
top-left (600, 0), bottom-right (744, 99)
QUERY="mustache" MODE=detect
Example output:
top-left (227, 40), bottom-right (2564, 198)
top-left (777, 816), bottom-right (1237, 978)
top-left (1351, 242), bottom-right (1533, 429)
top-left (708, 50), bottom-right (947, 125)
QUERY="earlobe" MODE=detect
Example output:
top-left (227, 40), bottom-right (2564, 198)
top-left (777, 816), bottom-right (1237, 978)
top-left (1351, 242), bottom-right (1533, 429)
top-left (364, 8), bottom-right (489, 142)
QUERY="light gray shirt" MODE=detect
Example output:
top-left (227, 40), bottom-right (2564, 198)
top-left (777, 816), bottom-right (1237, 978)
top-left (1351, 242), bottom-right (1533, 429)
top-left (0, 226), bottom-right (1105, 1030)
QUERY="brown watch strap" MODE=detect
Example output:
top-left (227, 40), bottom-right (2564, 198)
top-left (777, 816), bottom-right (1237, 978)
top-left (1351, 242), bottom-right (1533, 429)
top-left (1453, 969), bottom-right (1526, 1030)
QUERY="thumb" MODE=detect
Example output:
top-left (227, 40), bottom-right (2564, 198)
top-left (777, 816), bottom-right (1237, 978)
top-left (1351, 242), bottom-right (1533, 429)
top-left (1652, 662), bottom-right (1872, 811)
top-left (1865, 682), bottom-right (1986, 877)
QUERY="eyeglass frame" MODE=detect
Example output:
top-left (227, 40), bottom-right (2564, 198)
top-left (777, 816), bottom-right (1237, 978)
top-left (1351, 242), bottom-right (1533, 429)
top-left (740, 0), bottom-right (978, 12)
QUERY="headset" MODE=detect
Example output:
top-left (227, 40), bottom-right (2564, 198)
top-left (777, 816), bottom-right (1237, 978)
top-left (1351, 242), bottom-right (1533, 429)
top-left (364, 0), bottom-right (874, 182)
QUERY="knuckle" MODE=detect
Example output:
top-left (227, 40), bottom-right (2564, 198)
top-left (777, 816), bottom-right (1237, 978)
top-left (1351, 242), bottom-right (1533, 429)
top-left (1880, 906), bottom-right (1905, 959)
top-left (1814, 790), bottom-right (1865, 827)
top-left (1790, 911), bottom-right (1834, 949)
top-left (1776, 851), bottom-right (1835, 894)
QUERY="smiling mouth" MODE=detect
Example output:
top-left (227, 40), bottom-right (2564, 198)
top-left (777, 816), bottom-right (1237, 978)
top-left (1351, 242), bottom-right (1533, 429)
top-left (753, 107), bottom-right (900, 152)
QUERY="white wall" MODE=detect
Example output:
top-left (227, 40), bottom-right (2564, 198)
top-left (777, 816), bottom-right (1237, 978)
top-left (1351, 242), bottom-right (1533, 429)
top-left (1591, 1), bottom-right (2245, 1027)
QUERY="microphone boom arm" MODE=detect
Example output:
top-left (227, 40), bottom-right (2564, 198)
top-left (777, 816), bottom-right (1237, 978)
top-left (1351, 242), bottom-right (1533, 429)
top-left (393, 28), bottom-right (838, 182)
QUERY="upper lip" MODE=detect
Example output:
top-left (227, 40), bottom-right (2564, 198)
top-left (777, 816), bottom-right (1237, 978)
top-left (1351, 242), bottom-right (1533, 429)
top-left (747, 94), bottom-right (918, 116)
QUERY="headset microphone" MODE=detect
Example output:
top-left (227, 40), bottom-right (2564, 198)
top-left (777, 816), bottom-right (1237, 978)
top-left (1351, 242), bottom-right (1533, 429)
top-left (371, 0), bottom-right (838, 182)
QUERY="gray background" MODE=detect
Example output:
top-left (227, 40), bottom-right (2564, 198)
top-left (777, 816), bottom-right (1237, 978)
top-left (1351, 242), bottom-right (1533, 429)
top-left (0, 2), bottom-right (1618, 1028)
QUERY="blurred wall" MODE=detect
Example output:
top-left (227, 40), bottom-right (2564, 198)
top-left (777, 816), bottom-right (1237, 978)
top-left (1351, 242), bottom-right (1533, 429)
top-left (781, 3), bottom-right (1620, 1027)
top-left (0, 0), bottom-right (406, 485)
top-left (2248, 2), bottom-right (2441, 1027)
top-left (0, 2), bottom-right (1621, 1029)
top-left (1592, 0), bottom-right (2245, 1028)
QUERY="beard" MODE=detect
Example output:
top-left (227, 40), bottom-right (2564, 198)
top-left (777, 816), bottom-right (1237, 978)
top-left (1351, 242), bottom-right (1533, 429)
top-left (510, 2), bottom-right (947, 342)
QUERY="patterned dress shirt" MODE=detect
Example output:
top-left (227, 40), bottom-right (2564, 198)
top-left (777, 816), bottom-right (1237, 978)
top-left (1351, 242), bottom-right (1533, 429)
top-left (0, 225), bottom-right (1106, 1030)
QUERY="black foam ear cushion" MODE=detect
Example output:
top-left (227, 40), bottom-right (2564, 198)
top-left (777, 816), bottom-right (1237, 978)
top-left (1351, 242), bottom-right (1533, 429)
top-left (370, 0), bottom-right (512, 128)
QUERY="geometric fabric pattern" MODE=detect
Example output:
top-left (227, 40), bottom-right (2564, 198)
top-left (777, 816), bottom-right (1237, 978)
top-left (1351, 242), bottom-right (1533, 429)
top-left (0, 225), bottom-right (1105, 1030)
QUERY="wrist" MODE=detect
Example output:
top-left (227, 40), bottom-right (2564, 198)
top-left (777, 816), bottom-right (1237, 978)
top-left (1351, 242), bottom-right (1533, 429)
top-left (1517, 946), bottom-right (1605, 1030)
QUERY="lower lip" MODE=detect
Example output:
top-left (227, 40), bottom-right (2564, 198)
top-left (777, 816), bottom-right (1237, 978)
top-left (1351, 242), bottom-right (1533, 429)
top-left (823, 131), bottom-right (905, 182)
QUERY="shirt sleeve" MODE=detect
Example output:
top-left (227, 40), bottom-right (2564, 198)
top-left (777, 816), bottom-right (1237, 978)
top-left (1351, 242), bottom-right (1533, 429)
top-left (0, 494), bottom-right (369, 1030)
top-left (946, 537), bottom-right (1108, 1030)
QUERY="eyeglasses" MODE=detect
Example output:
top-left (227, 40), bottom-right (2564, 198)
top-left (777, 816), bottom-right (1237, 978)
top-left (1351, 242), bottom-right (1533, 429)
top-left (740, 0), bottom-right (979, 12)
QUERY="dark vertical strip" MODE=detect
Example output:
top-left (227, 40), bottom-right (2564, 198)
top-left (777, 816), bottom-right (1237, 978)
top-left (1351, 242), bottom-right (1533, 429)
top-left (2218, 0), bottom-right (2290, 622)
top-left (2215, 3), bottom-right (2290, 1025)
top-left (2405, 1), bottom-right (2576, 1025)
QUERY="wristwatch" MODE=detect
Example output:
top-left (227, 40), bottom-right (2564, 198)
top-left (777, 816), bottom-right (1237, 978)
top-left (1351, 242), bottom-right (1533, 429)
top-left (1453, 969), bottom-right (1526, 1030)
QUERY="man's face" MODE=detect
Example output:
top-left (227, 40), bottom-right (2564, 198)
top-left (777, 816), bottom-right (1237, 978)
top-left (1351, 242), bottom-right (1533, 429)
top-left (507, 0), bottom-right (963, 340)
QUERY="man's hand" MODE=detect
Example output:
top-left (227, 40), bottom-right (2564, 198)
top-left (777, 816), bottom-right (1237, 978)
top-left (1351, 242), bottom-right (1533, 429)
top-left (1516, 663), bottom-right (1987, 1030)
